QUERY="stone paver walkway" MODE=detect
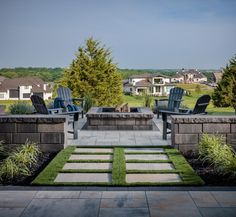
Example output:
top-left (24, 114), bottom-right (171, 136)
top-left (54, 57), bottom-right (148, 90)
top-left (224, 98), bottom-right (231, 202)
top-left (1, 190), bottom-right (235, 217)
top-left (53, 147), bottom-right (182, 184)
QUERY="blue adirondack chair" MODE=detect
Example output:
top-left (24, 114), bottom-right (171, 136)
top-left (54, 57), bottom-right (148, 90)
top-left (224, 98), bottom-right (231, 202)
top-left (56, 87), bottom-right (84, 118)
top-left (160, 94), bottom-right (211, 140)
top-left (155, 87), bottom-right (184, 118)
top-left (30, 95), bottom-right (79, 139)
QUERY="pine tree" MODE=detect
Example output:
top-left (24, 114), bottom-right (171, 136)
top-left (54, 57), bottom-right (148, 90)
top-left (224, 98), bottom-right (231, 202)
top-left (212, 55), bottom-right (236, 114)
top-left (60, 38), bottom-right (123, 106)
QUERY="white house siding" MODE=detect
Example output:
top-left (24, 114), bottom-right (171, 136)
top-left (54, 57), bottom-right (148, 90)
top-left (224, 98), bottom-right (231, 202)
top-left (44, 92), bottom-right (53, 100)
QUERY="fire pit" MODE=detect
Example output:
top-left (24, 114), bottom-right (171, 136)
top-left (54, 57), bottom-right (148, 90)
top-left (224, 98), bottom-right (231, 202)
top-left (86, 106), bottom-right (154, 130)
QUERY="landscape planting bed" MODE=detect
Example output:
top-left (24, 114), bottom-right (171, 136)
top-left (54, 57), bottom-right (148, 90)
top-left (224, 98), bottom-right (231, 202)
top-left (32, 146), bottom-right (204, 186)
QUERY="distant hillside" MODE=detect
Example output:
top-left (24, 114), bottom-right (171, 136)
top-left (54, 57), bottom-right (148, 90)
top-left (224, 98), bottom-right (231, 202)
top-left (0, 67), bottom-right (219, 82)
top-left (0, 67), bottom-right (64, 82)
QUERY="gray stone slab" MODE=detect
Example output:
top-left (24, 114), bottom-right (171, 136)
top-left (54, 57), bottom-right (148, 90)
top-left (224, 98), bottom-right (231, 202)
top-left (69, 154), bottom-right (112, 160)
top-left (0, 208), bottom-right (24, 217)
top-left (126, 173), bottom-right (181, 183)
top-left (100, 198), bottom-right (147, 208)
top-left (199, 207), bottom-right (236, 217)
top-left (189, 191), bottom-right (219, 207)
top-left (125, 154), bottom-right (168, 161)
top-left (99, 208), bottom-right (149, 217)
top-left (54, 173), bottom-right (112, 183)
top-left (147, 191), bottom-right (197, 209)
top-left (126, 163), bottom-right (174, 170)
top-left (35, 191), bottom-right (80, 199)
top-left (125, 148), bottom-right (164, 153)
top-left (211, 191), bottom-right (236, 207)
top-left (74, 148), bottom-right (113, 153)
top-left (79, 191), bottom-right (102, 198)
top-left (20, 198), bottom-right (100, 217)
top-left (63, 163), bottom-right (112, 170)
top-left (150, 208), bottom-right (202, 217)
top-left (0, 191), bottom-right (36, 208)
top-left (102, 191), bottom-right (145, 199)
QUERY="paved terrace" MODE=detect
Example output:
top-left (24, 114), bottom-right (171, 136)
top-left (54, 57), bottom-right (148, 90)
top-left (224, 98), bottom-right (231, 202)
top-left (68, 117), bottom-right (172, 146)
top-left (0, 190), bottom-right (236, 217)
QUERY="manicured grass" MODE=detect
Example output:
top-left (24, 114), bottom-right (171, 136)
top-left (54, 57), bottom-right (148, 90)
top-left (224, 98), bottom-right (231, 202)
top-left (32, 146), bottom-right (204, 186)
top-left (166, 148), bottom-right (204, 185)
top-left (32, 146), bottom-right (76, 185)
top-left (112, 147), bottom-right (126, 185)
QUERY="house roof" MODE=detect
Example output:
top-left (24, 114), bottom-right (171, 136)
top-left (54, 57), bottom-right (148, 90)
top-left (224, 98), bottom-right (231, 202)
top-left (172, 69), bottom-right (207, 79)
top-left (129, 73), bottom-right (169, 79)
top-left (0, 76), bottom-right (7, 82)
top-left (134, 80), bottom-right (152, 87)
top-left (0, 77), bottom-right (52, 93)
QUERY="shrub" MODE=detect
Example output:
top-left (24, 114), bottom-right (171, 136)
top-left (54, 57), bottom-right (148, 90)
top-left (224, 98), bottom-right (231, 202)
top-left (198, 134), bottom-right (236, 178)
top-left (83, 94), bottom-right (95, 113)
top-left (0, 141), bottom-right (41, 183)
top-left (0, 141), bottom-right (9, 160)
top-left (9, 102), bottom-right (33, 114)
top-left (143, 92), bottom-right (152, 108)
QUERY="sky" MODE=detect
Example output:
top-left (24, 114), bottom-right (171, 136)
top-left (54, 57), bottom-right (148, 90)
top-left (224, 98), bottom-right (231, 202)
top-left (0, 0), bottom-right (236, 69)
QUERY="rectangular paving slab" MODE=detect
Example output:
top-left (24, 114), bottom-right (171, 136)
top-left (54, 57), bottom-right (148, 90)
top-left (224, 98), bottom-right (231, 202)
top-left (54, 173), bottom-right (112, 183)
top-left (125, 148), bottom-right (164, 153)
top-left (126, 173), bottom-right (181, 183)
top-left (125, 154), bottom-right (168, 161)
top-left (126, 163), bottom-right (174, 171)
top-left (63, 163), bottom-right (112, 170)
top-left (69, 154), bottom-right (112, 160)
top-left (74, 148), bottom-right (113, 153)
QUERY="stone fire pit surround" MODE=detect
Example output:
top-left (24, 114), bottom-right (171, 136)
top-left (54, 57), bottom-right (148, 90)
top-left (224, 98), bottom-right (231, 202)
top-left (86, 107), bottom-right (154, 130)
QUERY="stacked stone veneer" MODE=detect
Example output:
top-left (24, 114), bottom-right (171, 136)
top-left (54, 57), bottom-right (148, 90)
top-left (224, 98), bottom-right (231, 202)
top-left (171, 115), bottom-right (236, 152)
top-left (0, 115), bottom-right (68, 152)
top-left (86, 107), bottom-right (154, 130)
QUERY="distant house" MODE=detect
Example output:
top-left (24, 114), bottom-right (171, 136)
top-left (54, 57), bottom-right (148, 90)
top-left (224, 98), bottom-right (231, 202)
top-left (0, 77), bottom-right (52, 100)
top-left (171, 69), bottom-right (207, 83)
top-left (0, 76), bottom-right (7, 85)
top-left (123, 73), bottom-right (175, 96)
top-left (212, 71), bottom-right (223, 83)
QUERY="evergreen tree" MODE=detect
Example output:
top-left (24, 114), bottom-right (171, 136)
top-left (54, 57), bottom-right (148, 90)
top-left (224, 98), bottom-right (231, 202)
top-left (212, 55), bottom-right (236, 114)
top-left (60, 38), bottom-right (123, 106)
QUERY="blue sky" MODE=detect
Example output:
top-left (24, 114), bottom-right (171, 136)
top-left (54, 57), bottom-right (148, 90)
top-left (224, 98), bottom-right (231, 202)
top-left (0, 0), bottom-right (236, 69)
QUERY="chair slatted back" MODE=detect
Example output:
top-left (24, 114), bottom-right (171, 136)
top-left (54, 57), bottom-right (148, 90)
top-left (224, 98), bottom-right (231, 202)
top-left (30, 95), bottom-right (49, 114)
top-left (192, 95), bottom-right (211, 114)
top-left (57, 87), bottom-right (73, 106)
top-left (167, 87), bottom-right (184, 111)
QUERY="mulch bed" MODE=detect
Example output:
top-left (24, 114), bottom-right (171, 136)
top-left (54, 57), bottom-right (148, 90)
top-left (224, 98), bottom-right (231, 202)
top-left (0, 153), bottom-right (56, 185)
top-left (183, 152), bottom-right (236, 186)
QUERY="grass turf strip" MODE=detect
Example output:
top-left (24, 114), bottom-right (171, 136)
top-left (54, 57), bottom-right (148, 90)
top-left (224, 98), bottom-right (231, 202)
top-left (32, 146), bottom-right (204, 186)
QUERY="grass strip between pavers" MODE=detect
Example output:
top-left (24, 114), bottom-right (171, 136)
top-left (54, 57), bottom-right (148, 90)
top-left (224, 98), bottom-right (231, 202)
top-left (32, 146), bottom-right (76, 185)
top-left (112, 147), bottom-right (126, 185)
top-left (125, 152), bottom-right (167, 155)
top-left (126, 160), bottom-right (172, 163)
top-left (165, 148), bottom-right (205, 185)
top-left (72, 152), bottom-right (113, 155)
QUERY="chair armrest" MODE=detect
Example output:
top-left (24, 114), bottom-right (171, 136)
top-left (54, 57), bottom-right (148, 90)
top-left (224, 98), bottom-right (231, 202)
top-left (48, 108), bottom-right (63, 114)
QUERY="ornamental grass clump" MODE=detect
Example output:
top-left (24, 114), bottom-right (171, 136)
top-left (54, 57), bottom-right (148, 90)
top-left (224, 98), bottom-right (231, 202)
top-left (9, 101), bottom-right (33, 114)
top-left (0, 141), bottom-right (41, 183)
top-left (198, 134), bottom-right (236, 178)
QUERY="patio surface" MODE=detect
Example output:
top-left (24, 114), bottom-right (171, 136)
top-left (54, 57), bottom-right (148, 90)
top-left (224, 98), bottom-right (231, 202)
top-left (68, 117), bottom-right (172, 146)
top-left (0, 190), bottom-right (235, 217)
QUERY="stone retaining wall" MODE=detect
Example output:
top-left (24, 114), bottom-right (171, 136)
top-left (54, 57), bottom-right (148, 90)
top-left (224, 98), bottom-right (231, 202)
top-left (171, 115), bottom-right (236, 153)
top-left (0, 115), bottom-right (68, 152)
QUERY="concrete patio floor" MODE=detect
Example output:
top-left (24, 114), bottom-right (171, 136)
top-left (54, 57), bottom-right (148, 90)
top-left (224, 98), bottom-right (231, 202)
top-left (68, 117), bottom-right (172, 146)
top-left (0, 190), bottom-right (235, 217)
